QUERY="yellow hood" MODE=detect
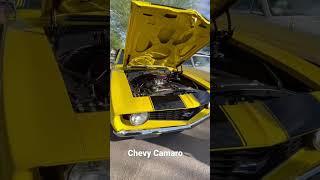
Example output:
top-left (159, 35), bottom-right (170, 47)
top-left (124, 0), bottom-right (210, 68)
top-left (41, 0), bottom-right (106, 17)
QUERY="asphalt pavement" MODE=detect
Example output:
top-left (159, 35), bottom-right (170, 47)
top-left (110, 119), bottom-right (210, 180)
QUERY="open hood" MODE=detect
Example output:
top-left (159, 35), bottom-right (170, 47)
top-left (41, 0), bottom-right (106, 17)
top-left (212, 0), bottom-right (237, 19)
top-left (124, 0), bottom-right (210, 68)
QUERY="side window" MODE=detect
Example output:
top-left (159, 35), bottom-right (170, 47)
top-left (116, 50), bottom-right (124, 64)
top-left (232, 0), bottom-right (252, 11)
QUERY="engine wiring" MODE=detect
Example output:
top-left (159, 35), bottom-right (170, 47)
top-left (56, 44), bottom-right (109, 112)
top-left (126, 69), bottom-right (205, 97)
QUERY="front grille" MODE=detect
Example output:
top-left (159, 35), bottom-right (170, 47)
top-left (148, 106), bottom-right (204, 120)
top-left (211, 138), bottom-right (302, 180)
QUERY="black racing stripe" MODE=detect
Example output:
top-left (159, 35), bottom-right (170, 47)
top-left (211, 105), bottom-right (244, 149)
top-left (264, 94), bottom-right (320, 137)
top-left (192, 90), bottom-right (210, 105)
top-left (150, 95), bottom-right (185, 110)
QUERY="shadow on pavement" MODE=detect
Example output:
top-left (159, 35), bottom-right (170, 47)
top-left (145, 132), bottom-right (210, 165)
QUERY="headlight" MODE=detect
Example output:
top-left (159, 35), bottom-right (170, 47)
top-left (129, 113), bottom-right (148, 126)
top-left (313, 130), bottom-right (320, 151)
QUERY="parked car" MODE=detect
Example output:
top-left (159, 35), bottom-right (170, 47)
top-left (221, 0), bottom-right (320, 66)
top-left (213, 0), bottom-right (320, 179)
top-left (232, 0), bottom-right (320, 35)
top-left (183, 53), bottom-right (210, 72)
top-left (111, 1), bottom-right (210, 138)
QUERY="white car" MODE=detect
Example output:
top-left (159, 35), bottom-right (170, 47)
top-left (232, 0), bottom-right (320, 36)
top-left (228, 0), bottom-right (320, 66)
top-left (183, 54), bottom-right (210, 72)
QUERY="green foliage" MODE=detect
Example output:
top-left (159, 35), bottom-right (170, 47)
top-left (110, 0), bottom-right (131, 49)
top-left (110, 31), bottom-right (123, 50)
top-left (110, 0), bottom-right (199, 49)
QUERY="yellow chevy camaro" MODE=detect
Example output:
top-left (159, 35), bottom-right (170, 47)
top-left (110, 1), bottom-right (210, 137)
top-left (212, 0), bottom-right (320, 180)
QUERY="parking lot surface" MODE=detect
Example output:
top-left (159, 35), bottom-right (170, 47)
top-left (110, 119), bottom-right (210, 180)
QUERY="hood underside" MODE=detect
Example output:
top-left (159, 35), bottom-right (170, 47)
top-left (124, 1), bottom-right (210, 68)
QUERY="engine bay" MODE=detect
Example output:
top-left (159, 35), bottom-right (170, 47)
top-left (46, 26), bottom-right (109, 112)
top-left (125, 68), bottom-right (207, 97)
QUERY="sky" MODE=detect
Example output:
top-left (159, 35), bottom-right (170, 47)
top-left (194, 0), bottom-right (210, 19)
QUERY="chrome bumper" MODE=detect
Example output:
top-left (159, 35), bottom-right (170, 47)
top-left (113, 115), bottom-right (209, 138)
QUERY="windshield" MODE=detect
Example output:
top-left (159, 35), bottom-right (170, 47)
top-left (193, 56), bottom-right (210, 67)
top-left (269, 0), bottom-right (320, 16)
top-left (183, 59), bottom-right (193, 67)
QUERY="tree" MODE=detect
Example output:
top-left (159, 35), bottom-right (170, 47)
top-left (110, 0), bottom-right (200, 49)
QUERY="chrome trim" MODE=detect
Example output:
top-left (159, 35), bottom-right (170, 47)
top-left (114, 114), bottom-right (209, 138)
top-left (296, 165), bottom-right (320, 180)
